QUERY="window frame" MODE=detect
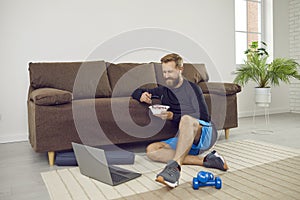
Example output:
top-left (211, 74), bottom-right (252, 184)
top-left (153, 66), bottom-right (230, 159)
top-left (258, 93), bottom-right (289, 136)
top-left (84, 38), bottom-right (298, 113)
top-left (235, 0), bottom-right (265, 64)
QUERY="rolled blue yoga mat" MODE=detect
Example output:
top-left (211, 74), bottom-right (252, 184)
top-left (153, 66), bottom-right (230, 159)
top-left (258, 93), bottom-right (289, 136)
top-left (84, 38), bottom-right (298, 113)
top-left (55, 149), bottom-right (135, 166)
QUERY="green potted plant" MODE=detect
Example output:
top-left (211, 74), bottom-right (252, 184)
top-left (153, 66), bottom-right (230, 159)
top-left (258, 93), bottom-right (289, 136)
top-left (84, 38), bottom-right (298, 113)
top-left (234, 41), bottom-right (300, 107)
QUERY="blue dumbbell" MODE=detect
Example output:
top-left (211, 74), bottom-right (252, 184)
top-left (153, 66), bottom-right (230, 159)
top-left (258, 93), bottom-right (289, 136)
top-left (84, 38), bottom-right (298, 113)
top-left (193, 176), bottom-right (222, 190)
top-left (197, 171), bottom-right (214, 183)
top-left (192, 171), bottom-right (214, 190)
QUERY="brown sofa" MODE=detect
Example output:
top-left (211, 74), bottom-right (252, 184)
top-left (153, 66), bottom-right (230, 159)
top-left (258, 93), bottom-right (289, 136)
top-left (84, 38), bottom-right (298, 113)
top-left (27, 60), bottom-right (241, 165)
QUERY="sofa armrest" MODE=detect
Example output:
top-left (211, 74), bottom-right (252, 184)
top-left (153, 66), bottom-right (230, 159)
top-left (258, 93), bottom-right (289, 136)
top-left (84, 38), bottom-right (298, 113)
top-left (198, 82), bottom-right (241, 96)
top-left (30, 88), bottom-right (72, 106)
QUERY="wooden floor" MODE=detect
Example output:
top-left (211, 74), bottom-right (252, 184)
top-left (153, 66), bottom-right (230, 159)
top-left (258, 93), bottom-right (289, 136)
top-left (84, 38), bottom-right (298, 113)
top-left (0, 113), bottom-right (300, 200)
top-left (122, 156), bottom-right (300, 200)
top-left (41, 140), bottom-right (300, 200)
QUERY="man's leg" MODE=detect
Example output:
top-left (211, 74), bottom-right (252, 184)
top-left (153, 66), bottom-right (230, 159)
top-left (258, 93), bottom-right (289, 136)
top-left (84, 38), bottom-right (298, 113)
top-left (146, 142), bottom-right (175, 163)
top-left (154, 115), bottom-right (202, 187)
top-left (146, 141), bottom-right (204, 165)
top-left (154, 115), bottom-right (229, 187)
top-left (173, 115), bottom-right (202, 165)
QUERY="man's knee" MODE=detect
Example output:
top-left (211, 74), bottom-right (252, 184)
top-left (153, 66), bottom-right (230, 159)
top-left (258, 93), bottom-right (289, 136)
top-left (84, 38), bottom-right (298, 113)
top-left (146, 142), bottom-right (164, 160)
top-left (179, 115), bottom-right (199, 132)
top-left (146, 143), bottom-right (157, 154)
top-left (180, 115), bottom-right (192, 124)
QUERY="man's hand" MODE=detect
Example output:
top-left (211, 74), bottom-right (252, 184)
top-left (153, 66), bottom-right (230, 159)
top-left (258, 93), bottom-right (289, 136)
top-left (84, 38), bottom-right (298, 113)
top-left (154, 111), bottom-right (173, 120)
top-left (140, 92), bottom-right (152, 104)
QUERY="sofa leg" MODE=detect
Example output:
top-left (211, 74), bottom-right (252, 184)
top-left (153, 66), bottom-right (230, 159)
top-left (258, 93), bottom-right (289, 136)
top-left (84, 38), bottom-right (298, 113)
top-left (48, 151), bottom-right (55, 166)
top-left (225, 128), bottom-right (229, 139)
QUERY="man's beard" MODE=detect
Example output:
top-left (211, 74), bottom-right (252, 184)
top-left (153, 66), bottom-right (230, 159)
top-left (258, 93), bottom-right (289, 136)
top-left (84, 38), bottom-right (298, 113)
top-left (165, 76), bottom-right (180, 88)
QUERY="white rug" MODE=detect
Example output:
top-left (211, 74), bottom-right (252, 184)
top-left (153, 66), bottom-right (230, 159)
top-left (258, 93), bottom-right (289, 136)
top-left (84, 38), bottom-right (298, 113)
top-left (41, 140), bottom-right (300, 200)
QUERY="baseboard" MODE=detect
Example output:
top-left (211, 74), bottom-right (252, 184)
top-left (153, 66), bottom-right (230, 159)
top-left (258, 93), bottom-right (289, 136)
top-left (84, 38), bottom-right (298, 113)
top-left (0, 133), bottom-right (28, 144)
top-left (238, 107), bottom-right (290, 118)
top-left (291, 110), bottom-right (300, 114)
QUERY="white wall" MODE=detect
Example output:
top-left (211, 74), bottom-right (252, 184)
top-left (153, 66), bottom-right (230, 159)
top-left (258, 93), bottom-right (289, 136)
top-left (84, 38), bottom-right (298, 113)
top-left (289, 0), bottom-right (300, 113)
top-left (0, 0), bottom-right (236, 142)
top-left (273, 0), bottom-right (291, 109)
top-left (0, 0), bottom-right (292, 143)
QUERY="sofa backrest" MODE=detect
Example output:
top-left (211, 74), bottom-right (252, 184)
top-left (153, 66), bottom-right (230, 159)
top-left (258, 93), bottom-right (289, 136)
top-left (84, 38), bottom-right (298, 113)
top-left (106, 62), bottom-right (158, 97)
top-left (29, 61), bottom-right (209, 98)
top-left (29, 61), bottom-right (112, 98)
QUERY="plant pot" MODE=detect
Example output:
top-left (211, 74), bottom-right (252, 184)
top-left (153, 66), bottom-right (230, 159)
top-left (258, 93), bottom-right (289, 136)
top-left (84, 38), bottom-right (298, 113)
top-left (255, 87), bottom-right (271, 107)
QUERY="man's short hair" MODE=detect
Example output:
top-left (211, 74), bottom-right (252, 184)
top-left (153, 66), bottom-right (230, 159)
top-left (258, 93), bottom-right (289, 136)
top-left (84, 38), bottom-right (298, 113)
top-left (160, 53), bottom-right (183, 69)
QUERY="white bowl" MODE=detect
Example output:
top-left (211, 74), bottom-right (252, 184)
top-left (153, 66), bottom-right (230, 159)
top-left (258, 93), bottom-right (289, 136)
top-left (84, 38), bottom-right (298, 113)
top-left (149, 105), bottom-right (170, 115)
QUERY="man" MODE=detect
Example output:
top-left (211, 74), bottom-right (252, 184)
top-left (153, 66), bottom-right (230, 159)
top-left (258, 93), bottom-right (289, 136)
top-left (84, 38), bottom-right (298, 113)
top-left (131, 53), bottom-right (228, 188)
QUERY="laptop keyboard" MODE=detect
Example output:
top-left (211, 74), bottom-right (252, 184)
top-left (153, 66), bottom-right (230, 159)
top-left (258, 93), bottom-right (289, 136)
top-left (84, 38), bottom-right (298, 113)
top-left (110, 173), bottom-right (128, 183)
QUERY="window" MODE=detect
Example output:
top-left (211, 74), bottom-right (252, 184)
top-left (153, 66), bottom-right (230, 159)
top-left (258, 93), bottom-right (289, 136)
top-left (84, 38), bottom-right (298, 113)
top-left (235, 0), bottom-right (263, 64)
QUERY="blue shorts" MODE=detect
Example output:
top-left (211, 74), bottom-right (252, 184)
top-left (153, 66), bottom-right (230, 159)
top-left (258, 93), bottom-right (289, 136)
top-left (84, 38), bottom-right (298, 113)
top-left (161, 120), bottom-right (213, 155)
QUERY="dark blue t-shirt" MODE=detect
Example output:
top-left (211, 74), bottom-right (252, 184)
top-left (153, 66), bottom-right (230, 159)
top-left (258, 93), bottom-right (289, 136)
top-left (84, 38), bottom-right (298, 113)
top-left (131, 79), bottom-right (210, 124)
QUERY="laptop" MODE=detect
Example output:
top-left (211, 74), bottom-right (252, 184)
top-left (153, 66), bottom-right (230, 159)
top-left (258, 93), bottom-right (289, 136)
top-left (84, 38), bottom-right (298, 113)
top-left (72, 142), bottom-right (141, 186)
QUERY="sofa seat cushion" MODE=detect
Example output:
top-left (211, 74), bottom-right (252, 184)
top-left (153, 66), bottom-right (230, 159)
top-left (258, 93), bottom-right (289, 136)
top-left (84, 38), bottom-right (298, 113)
top-left (30, 88), bottom-right (72, 105)
top-left (106, 63), bottom-right (157, 97)
top-left (70, 97), bottom-right (178, 146)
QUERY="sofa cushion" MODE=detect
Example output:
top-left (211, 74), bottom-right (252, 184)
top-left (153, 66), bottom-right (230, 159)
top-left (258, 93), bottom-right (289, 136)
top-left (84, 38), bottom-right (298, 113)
top-left (29, 61), bottom-right (112, 98)
top-left (30, 88), bottom-right (72, 105)
top-left (198, 82), bottom-right (241, 96)
top-left (153, 63), bottom-right (209, 85)
top-left (107, 62), bottom-right (157, 97)
top-left (183, 63), bottom-right (209, 82)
